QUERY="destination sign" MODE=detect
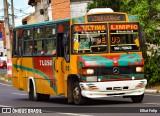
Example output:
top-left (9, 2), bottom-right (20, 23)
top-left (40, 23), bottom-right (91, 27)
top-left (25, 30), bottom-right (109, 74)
top-left (74, 25), bottom-right (106, 32)
top-left (110, 24), bottom-right (138, 30)
top-left (111, 45), bottom-right (139, 51)
top-left (88, 14), bottom-right (126, 22)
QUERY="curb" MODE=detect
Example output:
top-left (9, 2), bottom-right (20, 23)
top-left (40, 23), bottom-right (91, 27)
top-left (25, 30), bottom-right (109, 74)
top-left (0, 77), bottom-right (12, 84)
top-left (145, 89), bottom-right (159, 94)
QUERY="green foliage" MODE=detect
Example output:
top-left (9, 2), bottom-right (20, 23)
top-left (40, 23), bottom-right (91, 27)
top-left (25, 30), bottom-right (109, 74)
top-left (87, 0), bottom-right (160, 86)
top-left (144, 43), bottom-right (160, 86)
top-left (87, 0), bottom-right (123, 12)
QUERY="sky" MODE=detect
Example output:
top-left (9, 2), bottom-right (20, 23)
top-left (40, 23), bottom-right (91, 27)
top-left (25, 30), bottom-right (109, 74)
top-left (0, 0), bottom-right (34, 26)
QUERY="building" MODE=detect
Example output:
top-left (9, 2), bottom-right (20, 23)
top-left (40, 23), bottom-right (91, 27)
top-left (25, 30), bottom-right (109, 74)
top-left (70, 0), bottom-right (91, 18)
top-left (51, 0), bottom-right (91, 20)
top-left (0, 20), bottom-right (12, 59)
top-left (23, 0), bottom-right (91, 24)
top-left (0, 20), bottom-right (12, 47)
top-left (22, 0), bottom-right (52, 24)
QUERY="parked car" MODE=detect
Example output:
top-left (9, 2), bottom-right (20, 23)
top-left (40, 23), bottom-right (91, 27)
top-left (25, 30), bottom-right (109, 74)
top-left (0, 60), bottom-right (7, 69)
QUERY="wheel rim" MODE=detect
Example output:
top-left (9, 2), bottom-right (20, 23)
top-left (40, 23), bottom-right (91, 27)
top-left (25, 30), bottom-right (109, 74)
top-left (73, 86), bottom-right (80, 101)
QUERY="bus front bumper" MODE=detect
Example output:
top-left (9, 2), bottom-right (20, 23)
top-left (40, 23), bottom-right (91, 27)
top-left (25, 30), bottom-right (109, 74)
top-left (80, 79), bottom-right (147, 98)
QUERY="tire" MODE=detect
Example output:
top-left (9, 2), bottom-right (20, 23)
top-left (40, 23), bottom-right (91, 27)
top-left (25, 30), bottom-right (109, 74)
top-left (29, 82), bottom-right (50, 101)
top-left (131, 94), bottom-right (144, 103)
top-left (72, 82), bottom-right (86, 105)
top-left (29, 82), bottom-right (37, 101)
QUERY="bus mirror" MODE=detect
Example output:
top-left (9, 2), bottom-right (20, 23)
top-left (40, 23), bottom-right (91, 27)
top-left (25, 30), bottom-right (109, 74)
top-left (73, 42), bottom-right (79, 51)
top-left (135, 38), bottom-right (140, 47)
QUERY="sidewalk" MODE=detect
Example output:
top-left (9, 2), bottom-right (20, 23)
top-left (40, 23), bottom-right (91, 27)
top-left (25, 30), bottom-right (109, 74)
top-left (145, 89), bottom-right (160, 94)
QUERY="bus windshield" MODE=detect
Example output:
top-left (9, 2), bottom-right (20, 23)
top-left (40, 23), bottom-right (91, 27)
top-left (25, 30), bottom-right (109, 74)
top-left (110, 23), bottom-right (140, 52)
top-left (72, 24), bottom-right (107, 53)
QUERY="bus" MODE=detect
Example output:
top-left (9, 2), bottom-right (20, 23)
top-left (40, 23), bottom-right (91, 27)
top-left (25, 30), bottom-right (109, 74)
top-left (12, 8), bottom-right (147, 105)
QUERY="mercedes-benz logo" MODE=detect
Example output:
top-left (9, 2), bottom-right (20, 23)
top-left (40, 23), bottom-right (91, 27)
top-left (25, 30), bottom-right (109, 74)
top-left (113, 67), bottom-right (119, 74)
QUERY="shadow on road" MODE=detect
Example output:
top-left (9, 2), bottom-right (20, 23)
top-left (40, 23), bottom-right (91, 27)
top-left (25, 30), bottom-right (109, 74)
top-left (47, 97), bottom-right (133, 106)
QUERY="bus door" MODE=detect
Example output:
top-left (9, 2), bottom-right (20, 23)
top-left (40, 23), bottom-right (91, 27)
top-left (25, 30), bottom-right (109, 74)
top-left (54, 33), bottom-right (69, 95)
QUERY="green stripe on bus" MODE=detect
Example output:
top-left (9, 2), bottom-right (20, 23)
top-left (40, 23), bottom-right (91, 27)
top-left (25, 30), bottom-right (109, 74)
top-left (13, 64), bottom-right (57, 94)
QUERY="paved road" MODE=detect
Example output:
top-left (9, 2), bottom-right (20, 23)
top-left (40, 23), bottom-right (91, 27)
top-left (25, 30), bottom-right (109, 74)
top-left (0, 81), bottom-right (160, 116)
top-left (0, 69), bottom-right (7, 74)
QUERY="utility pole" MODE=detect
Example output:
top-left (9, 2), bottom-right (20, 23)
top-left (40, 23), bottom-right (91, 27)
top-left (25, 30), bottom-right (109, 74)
top-left (3, 0), bottom-right (12, 77)
top-left (11, 0), bottom-right (15, 28)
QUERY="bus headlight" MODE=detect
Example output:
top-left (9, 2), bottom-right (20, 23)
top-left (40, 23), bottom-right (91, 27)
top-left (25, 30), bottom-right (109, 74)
top-left (87, 69), bottom-right (94, 74)
top-left (82, 69), bottom-right (94, 75)
top-left (136, 67), bottom-right (144, 72)
top-left (86, 76), bottom-right (97, 82)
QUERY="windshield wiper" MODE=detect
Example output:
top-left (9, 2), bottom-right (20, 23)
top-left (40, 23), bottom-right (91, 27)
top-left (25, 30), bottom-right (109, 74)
top-left (120, 47), bottom-right (129, 54)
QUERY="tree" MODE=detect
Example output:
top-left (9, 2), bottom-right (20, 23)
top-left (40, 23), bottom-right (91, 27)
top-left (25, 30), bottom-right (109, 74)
top-left (87, 0), bottom-right (123, 12)
top-left (121, 0), bottom-right (160, 86)
top-left (87, 0), bottom-right (160, 86)
top-left (121, 0), bottom-right (160, 44)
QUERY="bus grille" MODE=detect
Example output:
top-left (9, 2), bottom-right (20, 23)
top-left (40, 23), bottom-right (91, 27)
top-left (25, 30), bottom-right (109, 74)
top-left (96, 66), bottom-right (138, 75)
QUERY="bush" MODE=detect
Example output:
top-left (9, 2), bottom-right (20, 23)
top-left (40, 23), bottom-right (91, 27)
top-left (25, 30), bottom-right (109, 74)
top-left (144, 43), bottom-right (160, 86)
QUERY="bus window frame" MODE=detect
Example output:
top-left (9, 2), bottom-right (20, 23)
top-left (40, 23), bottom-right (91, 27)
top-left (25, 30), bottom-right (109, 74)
top-left (21, 24), bottom-right (57, 57)
top-left (33, 26), bottom-right (45, 56)
top-left (109, 22), bottom-right (141, 53)
top-left (44, 24), bottom-right (57, 56)
top-left (23, 28), bottom-right (34, 56)
top-left (12, 29), bottom-right (18, 57)
top-left (71, 23), bottom-right (108, 55)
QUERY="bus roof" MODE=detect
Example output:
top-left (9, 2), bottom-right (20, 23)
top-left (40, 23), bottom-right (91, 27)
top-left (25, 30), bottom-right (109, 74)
top-left (14, 18), bottom-right (70, 29)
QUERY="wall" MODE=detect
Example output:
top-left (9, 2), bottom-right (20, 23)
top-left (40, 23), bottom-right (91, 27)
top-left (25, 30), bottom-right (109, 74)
top-left (51, 0), bottom-right (70, 20)
top-left (70, 0), bottom-right (91, 18)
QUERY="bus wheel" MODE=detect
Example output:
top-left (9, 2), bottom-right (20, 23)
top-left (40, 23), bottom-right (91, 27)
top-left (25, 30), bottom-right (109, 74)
top-left (29, 83), bottom-right (50, 101)
top-left (29, 82), bottom-right (37, 101)
top-left (29, 81), bottom-right (39, 101)
top-left (131, 94), bottom-right (144, 103)
top-left (72, 82), bottom-right (86, 105)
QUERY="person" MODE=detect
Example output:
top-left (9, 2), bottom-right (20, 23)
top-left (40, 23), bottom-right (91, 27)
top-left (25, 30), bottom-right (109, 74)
top-left (41, 49), bottom-right (45, 55)
top-left (91, 37), bottom-right (101, 45)
top-left (29, 44), bottom-right (33, 54)
top-left (52, 49), bottom-right (56, 55)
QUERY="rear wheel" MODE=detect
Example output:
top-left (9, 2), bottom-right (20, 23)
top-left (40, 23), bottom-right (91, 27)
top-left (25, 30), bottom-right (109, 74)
top-left (29, 82), bottom-right (37, 101)
top-left (72, 82), bottom-right (86, 105)
top-left (131, 94), bottom-right (144, 103)
top-left (29, 82), bottom-right (50, 101)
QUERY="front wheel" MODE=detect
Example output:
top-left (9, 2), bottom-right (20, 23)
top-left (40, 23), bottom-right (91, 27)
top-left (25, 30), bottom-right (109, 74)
top-left (131, 94), bottom-right (144, 103)
top-left (72, 82), bottom-right (86, 105)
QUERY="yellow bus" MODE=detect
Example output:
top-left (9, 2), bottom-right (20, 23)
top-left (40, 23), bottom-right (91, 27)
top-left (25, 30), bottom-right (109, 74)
top-left (12, 8), bottom-right (147, 105)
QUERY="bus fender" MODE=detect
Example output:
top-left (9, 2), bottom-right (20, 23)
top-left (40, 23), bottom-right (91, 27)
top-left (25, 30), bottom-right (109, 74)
top-left (28, 77), bottom-right (36, 96)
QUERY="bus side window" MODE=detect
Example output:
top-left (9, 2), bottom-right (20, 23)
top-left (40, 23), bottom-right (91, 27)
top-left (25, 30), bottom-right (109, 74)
top-left (45, 25), bottom-right (56, 55)
top-left (34, 27), bottom-right (45, 55)
top-left (13, 30), bottom-right (18, 56)
top-left (24, 28), bottom-right (33, 56)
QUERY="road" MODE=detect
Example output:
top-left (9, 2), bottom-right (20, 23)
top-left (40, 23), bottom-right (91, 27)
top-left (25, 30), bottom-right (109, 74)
top-left (0, 69), bottom-right (7, 74)
top-left (0, 70), bottom-right (160, 116)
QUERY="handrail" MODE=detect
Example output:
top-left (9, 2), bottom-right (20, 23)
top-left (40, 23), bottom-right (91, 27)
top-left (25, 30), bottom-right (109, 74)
top-left (53, 57), bottom-right (58, 72)
top-left (15, 58), bottom-right (19, 72)
top-left (61, 59), bottom-right (65, 73)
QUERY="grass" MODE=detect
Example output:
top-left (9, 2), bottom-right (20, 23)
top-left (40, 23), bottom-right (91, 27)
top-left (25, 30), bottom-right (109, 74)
top-left (0, 72), bottom-right (12, 83)
top-left (146, 83), bottom-right (160, 90)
